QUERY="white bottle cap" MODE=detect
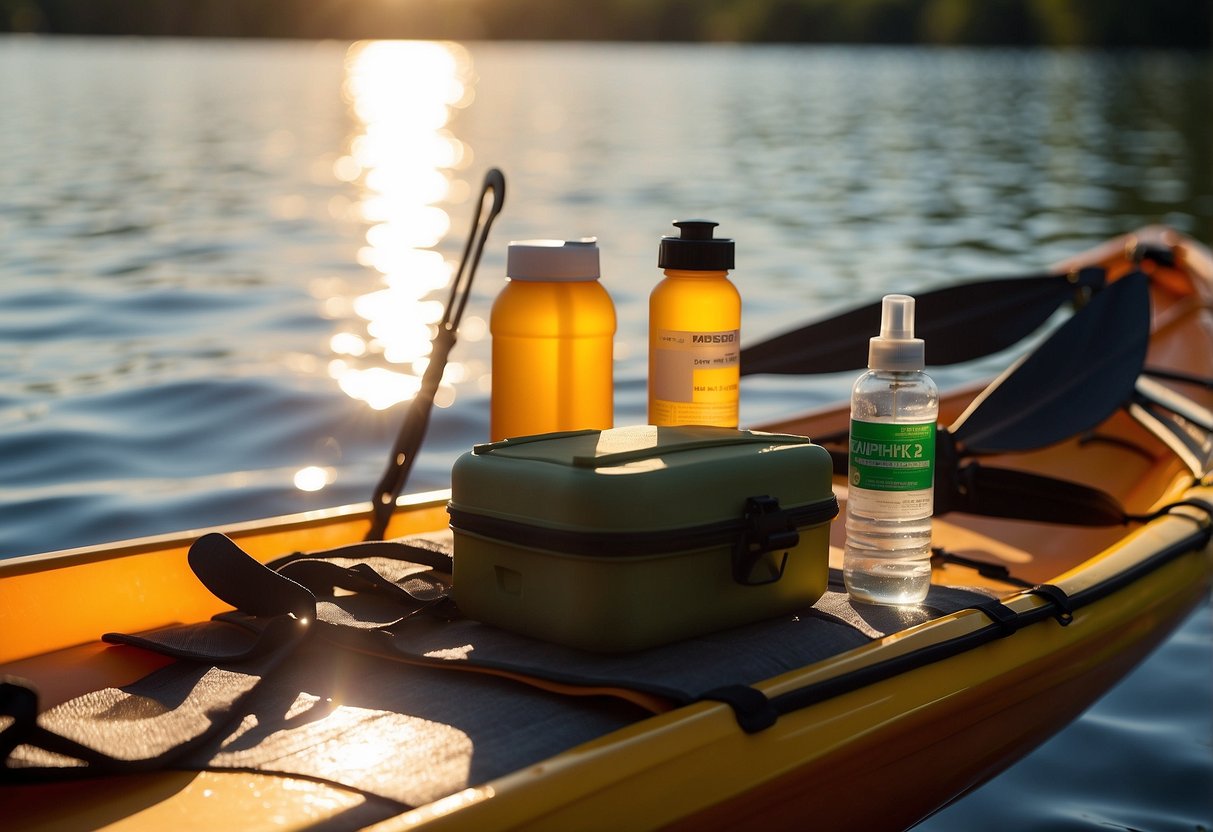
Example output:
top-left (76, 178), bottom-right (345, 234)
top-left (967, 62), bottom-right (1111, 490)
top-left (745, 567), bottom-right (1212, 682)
top-left (868, 294), bottom-right (925, 371)
top-left (507, 239), bottom-right (600, 281)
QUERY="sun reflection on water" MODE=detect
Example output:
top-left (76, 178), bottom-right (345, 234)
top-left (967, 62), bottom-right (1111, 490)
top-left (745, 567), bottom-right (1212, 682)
top-left (293, 465), bottom-right (334, 492)
top-left (328, 40), bottom-right (478, 413)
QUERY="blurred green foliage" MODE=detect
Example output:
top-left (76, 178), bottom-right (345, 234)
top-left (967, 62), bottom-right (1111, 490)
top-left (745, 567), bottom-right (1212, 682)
top-left (1, 0), bottom-right (1209, 48)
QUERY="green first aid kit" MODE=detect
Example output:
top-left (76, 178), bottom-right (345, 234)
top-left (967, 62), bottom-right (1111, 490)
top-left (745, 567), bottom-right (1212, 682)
top-left (448, 425), bottom-right (839, 652)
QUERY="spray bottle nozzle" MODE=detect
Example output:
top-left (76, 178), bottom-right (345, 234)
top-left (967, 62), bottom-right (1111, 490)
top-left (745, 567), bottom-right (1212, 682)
top-left (869, 293), bottom-right (925, 371)
top-left (880, 294), bottom-right (916, 340)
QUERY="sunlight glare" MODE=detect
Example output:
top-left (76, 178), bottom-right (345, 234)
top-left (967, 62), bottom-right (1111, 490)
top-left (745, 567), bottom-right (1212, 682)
top-left (335, 366), bottom-right (424, 411)
top-left (294, 466), bottom-right (333, 492)
top-left (330, 332), bottom-right (368, 357)
top-left (366, 211), bottom-right (451, 250)
top-left (330, 40), bottom-right (476, 410)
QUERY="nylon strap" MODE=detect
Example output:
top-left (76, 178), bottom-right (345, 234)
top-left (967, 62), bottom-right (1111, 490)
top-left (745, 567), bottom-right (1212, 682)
top-left (699, 685), bottom-right (778, 734)
top-left (972, 599), bottom-right (1021, 637)
top-left (1027, 584), bottom-right (1075, 626)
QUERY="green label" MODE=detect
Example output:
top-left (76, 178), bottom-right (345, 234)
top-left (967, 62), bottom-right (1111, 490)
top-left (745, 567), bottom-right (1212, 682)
top-left (849, 420), bottom-right (935, 492)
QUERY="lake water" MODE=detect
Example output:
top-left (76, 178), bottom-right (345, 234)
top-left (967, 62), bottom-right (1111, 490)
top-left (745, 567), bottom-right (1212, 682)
top-left (1, 36), bottom-right (1210, 829)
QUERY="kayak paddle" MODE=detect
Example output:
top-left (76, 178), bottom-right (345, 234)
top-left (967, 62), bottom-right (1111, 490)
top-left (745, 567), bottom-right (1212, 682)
top-left (943, 270), bottom-right (1151, 454)
top-left (931, 271), bottom-right (1152, 523)
top-left (740, 267), bottom-right (1106, 376)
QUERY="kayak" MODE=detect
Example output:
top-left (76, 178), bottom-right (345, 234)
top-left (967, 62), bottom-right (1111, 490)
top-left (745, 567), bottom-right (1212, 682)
top-left (1, 226), bottom-right (1210, 830)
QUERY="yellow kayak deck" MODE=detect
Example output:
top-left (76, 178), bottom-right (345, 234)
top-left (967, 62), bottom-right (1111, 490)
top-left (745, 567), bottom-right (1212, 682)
top-left (2, 227), bottom-right (1211, 831)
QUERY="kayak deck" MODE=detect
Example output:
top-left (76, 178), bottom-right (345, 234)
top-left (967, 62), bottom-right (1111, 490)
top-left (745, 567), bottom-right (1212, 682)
top-left (2, 227), bottom-right (1211, 831)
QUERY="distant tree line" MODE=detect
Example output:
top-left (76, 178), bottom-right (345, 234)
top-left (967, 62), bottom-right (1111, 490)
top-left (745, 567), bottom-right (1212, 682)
top-left (2, 0), bottom-right (1210, 49)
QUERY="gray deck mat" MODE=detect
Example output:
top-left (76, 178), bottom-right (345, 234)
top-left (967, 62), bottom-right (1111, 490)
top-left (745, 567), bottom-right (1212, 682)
top-left (192, 576), bottom-right (993, 806)
top-left (188, 638), bottom-right (646, 808)
top-left (7, 555), bottom-right (997, 808)
top-left (359, 574), bottom-right (995, 704)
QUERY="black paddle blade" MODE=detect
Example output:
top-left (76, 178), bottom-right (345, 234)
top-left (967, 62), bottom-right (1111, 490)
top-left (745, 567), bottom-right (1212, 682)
top-left (740, 269), bottom-right (1104, 376)
top-left (948, 271), bottom-right (1151, 454)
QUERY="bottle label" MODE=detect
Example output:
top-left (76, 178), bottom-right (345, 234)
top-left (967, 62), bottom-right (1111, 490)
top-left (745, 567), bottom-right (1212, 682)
top-left (849, 419), bottom-right (935, 492)
top-left (650, 328), bottom-right (740, 425)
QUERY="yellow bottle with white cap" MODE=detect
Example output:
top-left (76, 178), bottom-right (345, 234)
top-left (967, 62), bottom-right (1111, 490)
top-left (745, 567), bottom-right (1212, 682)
top-left (490, 239), bottom-right (615, 442)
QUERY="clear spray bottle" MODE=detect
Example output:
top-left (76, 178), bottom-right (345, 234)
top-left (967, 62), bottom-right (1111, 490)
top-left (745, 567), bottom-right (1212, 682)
top-left (843, 294), bottom-right (939, 605)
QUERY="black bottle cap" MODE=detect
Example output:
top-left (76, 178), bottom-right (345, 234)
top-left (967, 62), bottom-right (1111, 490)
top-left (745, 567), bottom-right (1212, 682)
top-left (658, 219), bottom-right (735, 271)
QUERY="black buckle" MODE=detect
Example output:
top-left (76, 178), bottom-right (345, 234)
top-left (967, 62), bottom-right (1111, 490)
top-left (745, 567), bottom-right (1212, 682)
top-left (1130, 241), bottom-right (1176, 268)
top-left (732, 495), bottom-right (798, 586)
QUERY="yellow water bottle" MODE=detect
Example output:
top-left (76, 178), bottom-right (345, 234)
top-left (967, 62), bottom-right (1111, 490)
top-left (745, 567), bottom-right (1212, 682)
top-left (648, 220), bottom-right (740, 427)
top-left (490, 239), bottom-right (616, 442)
